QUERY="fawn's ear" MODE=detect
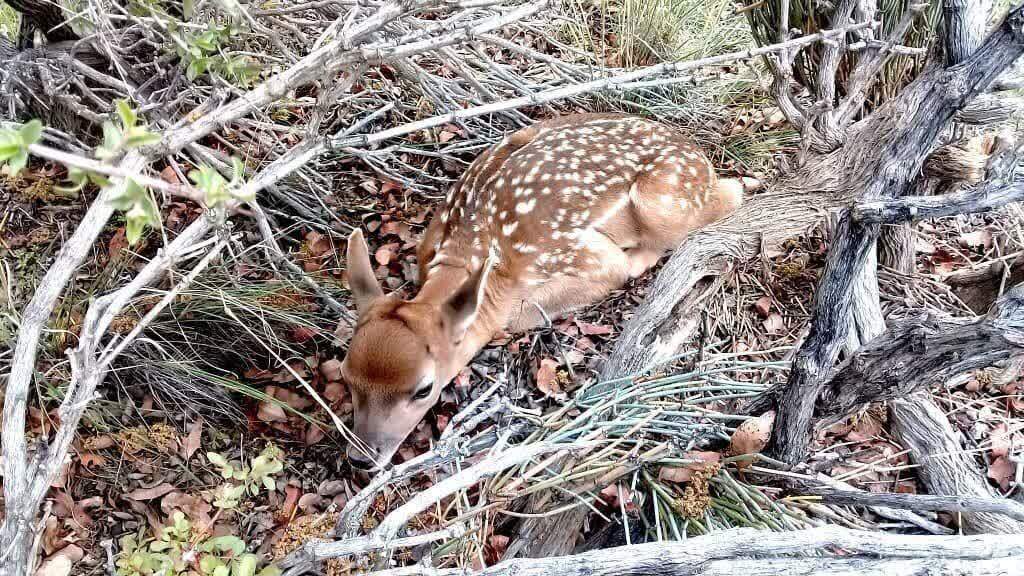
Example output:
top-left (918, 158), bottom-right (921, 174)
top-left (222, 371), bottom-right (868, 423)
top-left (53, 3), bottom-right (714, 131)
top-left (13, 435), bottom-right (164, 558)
top-left (346, 229), bottom-right (383, 316)
top-left (442, 258), bottom-right (492, 341)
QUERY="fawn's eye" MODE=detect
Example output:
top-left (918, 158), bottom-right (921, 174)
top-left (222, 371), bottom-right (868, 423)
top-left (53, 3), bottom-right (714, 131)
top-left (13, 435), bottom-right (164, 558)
top-left (412, 377), bottom-right (433, 401)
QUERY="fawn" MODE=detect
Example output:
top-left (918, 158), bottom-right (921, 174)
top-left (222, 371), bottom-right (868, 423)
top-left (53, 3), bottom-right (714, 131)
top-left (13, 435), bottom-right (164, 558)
top-left (340, 113), bottom-right (750, 470)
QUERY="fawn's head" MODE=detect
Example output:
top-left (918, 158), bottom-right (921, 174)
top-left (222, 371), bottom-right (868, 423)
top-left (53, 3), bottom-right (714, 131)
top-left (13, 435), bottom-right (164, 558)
top-left (340, 229), bottom-right (489, 471)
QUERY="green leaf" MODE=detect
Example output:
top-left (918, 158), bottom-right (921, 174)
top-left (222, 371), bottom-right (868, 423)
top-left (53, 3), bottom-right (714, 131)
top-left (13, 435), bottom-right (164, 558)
top-left (189, 164), bottom-right (230, 207)
top-left (172, 511), bottom-right (191, 533)
top-left (55, 167), bottom-right (88, 195)
top-left (207, 452), bottom-right (228, 467)
top-left (213, 483), bottom-right (247, 510)
top-left (232, 554), bottom-right (258, 576)
top-left (257, 565), bottom-right (282, 576)
top-left (184, 0), bottom-right (195, 19)
top-left (123, 127), bottom-right (162, 149)
top-left (200, 555), bottom-right (226, 575)
top-left (126, 198), bottom-right (154, 245)
top-left (0, 131), bottom-right (21, 160)
top-left (204, 536), bottom-right (245, 556)
top-left (262, 476), bottom-right (275, 491)
top-left (149, 540), bottom-right (170, 552)
top-left (214, 565), bottom-right (230, 576)
top-left (89, 171), bottom-right (112, 188)
top-left (109, 178), bottom-right (146, 211)
top-left (18, 120), bottom-right (43, 147)
top-left (98, 121), bottom-right (124, 160)
top-left (120, 535), bottom-right (140, 554)
top-left (116, 99), bottom-right (138, 129)
top-left (5, 150), bottom-right (28, 176)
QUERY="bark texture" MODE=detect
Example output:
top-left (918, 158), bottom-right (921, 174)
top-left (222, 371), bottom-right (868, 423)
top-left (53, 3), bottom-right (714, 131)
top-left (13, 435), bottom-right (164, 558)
top-left (378, 526), bottom-right (1024, 576)
top-left (890, 394), bottom-right (1024, 534)
top-left (819, 283), bottom-right (1024, 417)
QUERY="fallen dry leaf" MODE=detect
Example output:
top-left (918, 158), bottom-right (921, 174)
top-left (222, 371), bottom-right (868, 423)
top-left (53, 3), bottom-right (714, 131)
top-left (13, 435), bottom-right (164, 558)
top-left (535, 358), bottom-right (562, 398)
top-left (289, 326), bottom-right (317, 344)
top-left (374, 243), bottom-right (399, 266)
top-left (988, 455), bottom-right (1015, 491)
top-left (160, 165), bottom-right (180, 185)
top-left (576, 321), bottom-right (613, 336)
top-left (258, 401), bottom-right (289, 423)
top-left (990, 423), bottom-right (1012, 459)
top-left (107, 228), bottom-right (129, 262)
top-left (753, 296), bottom-right (772, 318)
top-left (305, 424), bottom-right (326, 446)
top-left (320, 359), bottom-right (343, 381)
top-left (484, 534), bottom-right (510, 565)
top-left (78, 453), bottom-right (107, 468)
top-left (126, 482), bottom-right (176, 501)
top-left (34, 545), bottom-right (83, 576)
top-left (181, 418), bottom-right (203, 460)
top-left (658, 451), bottom-right (722, 483)
top-left (279, 485), bottom-right (302, 523)
top-left (161, 491), bottom-right (213, 530)
top-left (728, 411), bottom-right (775, 470)
top-left (598, 483), bottom-right (636, 512)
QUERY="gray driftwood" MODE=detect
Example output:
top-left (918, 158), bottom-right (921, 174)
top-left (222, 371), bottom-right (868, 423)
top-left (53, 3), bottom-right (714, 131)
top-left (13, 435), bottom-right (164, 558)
top-left (376, 526), bottom-right (1024, 576)
top-left (890, 394), bottom-right (1024, 534)
top-left (807, 487), bottom-right (1024, 523)
top-left (818, 283), bottom-right (1024, 417)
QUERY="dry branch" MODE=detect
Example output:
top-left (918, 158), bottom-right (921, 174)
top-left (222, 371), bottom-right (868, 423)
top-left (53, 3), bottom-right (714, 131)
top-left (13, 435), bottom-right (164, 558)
top-left (806, 487), bottom-right (1024, 523)
top-left (853, 177), bottom-right (1024, 224)
top-left (362, 526), bottom-right (1024, 576)
top-left (890, 394), bottom-right (1024, 534)
top-left (817, 282), bottom-right (1024, 418)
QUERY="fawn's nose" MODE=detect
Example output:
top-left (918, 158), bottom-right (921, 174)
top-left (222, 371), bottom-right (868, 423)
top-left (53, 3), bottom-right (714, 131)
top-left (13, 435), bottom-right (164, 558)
top-left (347, 446), bottom-right (377, 471)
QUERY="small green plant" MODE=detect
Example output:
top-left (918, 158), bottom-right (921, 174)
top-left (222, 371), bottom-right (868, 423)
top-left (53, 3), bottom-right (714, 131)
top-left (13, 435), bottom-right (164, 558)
top-left (117, 512), bottom-right (280, 576)
top-left (171, 22), bottom-right (260, 86)
top-left (110, 179), bottom-right (161, 246)
top-left (190, 157), bottom-right (254, 209)
top-left (0, 120), bottom-right (42, 176)
top-left (207, 443), bottom-right (284, 509)
top-left (97, 100), bottom-right (163, 161)
top-left (2, 103), bottom-right (251, 247)
top-left (115, 445), bottom-right (285, 576)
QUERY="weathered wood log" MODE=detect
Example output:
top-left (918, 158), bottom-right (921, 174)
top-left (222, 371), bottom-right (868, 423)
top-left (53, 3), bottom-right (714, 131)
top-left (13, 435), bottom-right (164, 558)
top-left (947, 253), bottom-right (1024, 313)
top-left (373, 526), bottom-right (1024, 576)
top-left (890, 394), bottom-right (1024, 534)
top-left (767, 213), bottom-right (879, 464)
top-left (853, 178), bottom-right (1024, 224)
top-left (806, 487), bottom-right (1024, 523)
top-left (377, 557), bottom-right (1024, 575)
top-left (819, 283), bottom-right (1024, 417)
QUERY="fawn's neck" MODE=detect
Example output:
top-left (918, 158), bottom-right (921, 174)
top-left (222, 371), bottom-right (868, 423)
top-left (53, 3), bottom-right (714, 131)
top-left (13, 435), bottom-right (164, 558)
top-left (414, 263), bottom-right (514, 372)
